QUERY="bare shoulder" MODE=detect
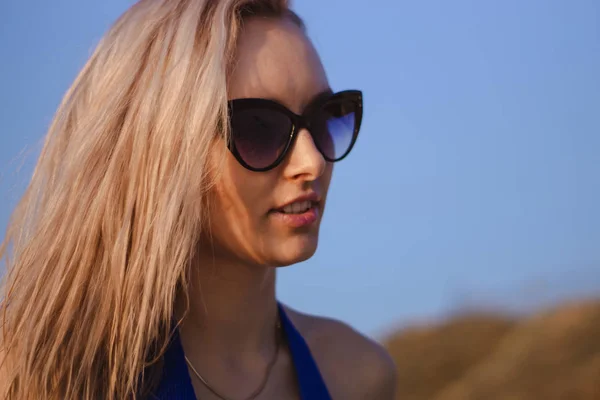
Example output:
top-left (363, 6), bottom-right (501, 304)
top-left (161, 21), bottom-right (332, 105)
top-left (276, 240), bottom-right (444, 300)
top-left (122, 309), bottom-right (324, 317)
top-left (283, 305), bottom-right (397, 400)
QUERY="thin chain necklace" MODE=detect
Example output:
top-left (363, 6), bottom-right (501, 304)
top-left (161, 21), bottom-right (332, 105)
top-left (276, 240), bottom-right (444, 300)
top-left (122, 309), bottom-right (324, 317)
top-left (184, 316), bottom-right (283, 400)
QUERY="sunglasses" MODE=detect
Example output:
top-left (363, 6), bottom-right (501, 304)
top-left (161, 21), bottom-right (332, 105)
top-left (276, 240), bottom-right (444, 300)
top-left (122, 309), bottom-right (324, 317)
top-left (226, 90), bottom-right (363, 171)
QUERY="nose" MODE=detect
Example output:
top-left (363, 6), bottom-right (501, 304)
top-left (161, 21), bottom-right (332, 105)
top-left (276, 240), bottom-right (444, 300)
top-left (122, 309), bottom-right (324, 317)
top-left (282, 128), bottom-right (327, 181)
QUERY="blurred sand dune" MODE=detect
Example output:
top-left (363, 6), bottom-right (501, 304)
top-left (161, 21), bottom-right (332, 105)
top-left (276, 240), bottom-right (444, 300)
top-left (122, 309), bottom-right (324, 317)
top-left (384, 300), bottom-right (600, 400)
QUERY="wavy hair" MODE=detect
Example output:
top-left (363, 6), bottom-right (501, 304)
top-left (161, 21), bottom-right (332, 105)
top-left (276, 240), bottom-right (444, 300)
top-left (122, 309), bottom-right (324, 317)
top-left (0, 0), bottom-right (302, 398)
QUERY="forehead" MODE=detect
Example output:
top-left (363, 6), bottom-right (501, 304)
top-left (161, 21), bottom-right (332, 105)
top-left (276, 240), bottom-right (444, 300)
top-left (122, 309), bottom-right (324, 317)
top-left (228, 17), bottom-right (329, 113)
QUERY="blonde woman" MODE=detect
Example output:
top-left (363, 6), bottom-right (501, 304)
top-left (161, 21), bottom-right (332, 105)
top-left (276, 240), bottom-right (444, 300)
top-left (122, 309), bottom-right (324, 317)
top-left (0, 0), bottom-right (396, 399)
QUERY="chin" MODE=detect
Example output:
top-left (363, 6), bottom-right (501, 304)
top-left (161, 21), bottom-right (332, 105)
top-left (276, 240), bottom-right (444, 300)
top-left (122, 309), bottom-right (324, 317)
top-left (270, 235), bottom-right (319, 267)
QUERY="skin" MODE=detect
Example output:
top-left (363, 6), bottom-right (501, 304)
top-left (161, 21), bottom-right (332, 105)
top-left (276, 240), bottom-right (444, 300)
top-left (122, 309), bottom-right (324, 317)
top-left (177, 17), bottom-right (397, 400)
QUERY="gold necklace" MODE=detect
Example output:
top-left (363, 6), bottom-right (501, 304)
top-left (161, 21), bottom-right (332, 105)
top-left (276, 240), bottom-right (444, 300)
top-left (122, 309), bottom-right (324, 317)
top-left (184, 318), bottom-right (282, 400)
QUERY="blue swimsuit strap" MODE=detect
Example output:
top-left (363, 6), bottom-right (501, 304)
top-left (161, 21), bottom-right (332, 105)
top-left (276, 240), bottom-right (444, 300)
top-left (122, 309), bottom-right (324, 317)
top-left (150, 303), bottom-right (331, 399)
top-left (149, 328), bottom-right (196, 399)
top-left (277, 303), bottom-right (332, 400)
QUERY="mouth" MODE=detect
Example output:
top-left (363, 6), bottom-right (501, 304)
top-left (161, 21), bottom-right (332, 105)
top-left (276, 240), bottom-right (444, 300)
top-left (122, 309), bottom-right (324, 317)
top-left (269, 198), bottom-right (321, 228)
top-left (274, 200), bottom-right (319, 215)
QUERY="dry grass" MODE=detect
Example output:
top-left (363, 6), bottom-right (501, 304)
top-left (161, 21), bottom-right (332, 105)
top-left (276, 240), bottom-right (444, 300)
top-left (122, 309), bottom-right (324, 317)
top-left (384, 301), bottom-right (600, 399)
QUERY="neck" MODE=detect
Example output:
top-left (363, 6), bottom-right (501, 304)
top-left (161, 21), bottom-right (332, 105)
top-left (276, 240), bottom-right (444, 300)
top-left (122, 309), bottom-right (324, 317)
top-left (176, 251), bottom-right (279, 358)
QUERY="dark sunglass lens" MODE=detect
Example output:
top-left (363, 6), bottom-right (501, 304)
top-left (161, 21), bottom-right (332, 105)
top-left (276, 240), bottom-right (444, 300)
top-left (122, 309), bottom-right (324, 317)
top-left (230, 109), bottom-right (292, 169)
top-left (311, 98), bottom-right (357, 161)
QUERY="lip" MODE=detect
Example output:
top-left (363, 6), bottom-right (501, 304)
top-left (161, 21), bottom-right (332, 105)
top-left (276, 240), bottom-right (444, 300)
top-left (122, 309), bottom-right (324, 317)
top-left (270, 206), bottom-right (320, 228)
top-left (269, 192), bottom-right (322, 228)
top-left (273, 192), bottom-right (322, 211)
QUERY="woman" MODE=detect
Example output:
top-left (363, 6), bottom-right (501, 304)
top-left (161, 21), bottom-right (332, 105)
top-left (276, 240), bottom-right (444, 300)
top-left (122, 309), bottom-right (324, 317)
top-left (0, 0), bottom-right (396, 399)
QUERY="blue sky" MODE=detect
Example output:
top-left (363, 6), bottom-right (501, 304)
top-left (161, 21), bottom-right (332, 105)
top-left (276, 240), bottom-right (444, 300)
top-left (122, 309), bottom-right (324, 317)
top-left (1, 0), bottom-right (599, 338)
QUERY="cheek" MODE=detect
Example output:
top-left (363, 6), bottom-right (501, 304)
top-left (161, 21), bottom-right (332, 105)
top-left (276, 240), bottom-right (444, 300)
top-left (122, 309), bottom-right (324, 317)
top-left (213, 170), bottom-right (262, 219)
top-left (204, 154), bottom-right (276, 256)
top-left (321, 164), bottom-right (334, 200)
top-left (206, 141), bottom-right (264, 220)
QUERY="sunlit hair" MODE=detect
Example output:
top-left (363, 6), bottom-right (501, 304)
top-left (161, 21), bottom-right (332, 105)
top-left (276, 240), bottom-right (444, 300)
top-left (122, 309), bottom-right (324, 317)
top-left (0, 0), bottom-right (303, 398)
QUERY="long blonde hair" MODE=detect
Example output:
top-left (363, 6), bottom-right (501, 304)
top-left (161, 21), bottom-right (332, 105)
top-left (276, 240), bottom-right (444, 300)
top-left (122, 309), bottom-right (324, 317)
top-left (0, 1), bottom-right (302, 398)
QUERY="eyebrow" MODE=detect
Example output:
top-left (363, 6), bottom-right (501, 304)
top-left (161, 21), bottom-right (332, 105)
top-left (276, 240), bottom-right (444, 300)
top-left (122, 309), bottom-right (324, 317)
top-left (305, 88), bottom-right (334, 107)
top-left (261, 87), bottom-right (334, 113)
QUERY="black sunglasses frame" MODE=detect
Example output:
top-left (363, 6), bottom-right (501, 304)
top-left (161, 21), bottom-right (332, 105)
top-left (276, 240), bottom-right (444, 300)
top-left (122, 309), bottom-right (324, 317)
top-left (226, 90), bottom-right (363, 172)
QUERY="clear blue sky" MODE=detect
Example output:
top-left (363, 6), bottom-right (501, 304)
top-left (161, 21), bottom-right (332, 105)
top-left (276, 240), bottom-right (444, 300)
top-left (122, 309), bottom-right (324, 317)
top-left (1, 0), bottom-right (599, 338)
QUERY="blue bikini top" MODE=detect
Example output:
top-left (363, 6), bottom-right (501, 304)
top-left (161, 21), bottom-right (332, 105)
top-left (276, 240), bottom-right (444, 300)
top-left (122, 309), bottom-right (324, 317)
top-left (150, 303), bottom-right (332, 399)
